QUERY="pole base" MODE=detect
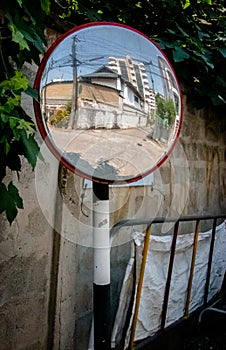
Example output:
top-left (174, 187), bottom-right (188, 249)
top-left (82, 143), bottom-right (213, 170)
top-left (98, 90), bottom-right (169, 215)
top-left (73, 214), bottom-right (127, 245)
top-left (93, 283), bottom-right (111, 350)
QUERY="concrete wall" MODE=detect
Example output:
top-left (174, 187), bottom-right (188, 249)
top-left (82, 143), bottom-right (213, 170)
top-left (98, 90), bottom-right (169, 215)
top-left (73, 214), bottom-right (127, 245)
top-left (77, 103), bottom-right (147, 129)
top-left (0, 163), bottom-right (54, 350)
top-left (0, 78), bottom-right (225, 350)
top-left (180, 102), bottom-right (226, 216)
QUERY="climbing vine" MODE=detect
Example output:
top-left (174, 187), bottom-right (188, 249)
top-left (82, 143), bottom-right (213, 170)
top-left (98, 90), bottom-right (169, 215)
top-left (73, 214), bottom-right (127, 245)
top-left (55, 0), bottom-right (226, 108)
top-left (0, 0), bottom-right (50, 223)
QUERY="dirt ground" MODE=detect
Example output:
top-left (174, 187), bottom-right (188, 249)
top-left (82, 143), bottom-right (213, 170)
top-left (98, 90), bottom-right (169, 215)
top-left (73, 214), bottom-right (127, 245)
top-left (183, 327), bottom-right (226, 350)
top-left (183, 299), bottom-right (226, 350)
top-left (136, 295), bottom-right (226, 350)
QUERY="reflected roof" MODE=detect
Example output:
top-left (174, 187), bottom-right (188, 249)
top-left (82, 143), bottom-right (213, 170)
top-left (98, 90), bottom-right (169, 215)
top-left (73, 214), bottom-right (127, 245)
top-left (79, 82), bottom-right (119, 106)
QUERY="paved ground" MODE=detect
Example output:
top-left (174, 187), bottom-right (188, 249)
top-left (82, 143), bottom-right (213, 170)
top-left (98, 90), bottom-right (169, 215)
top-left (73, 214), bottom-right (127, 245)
top-left (50, 126), bottom-right (169, 181)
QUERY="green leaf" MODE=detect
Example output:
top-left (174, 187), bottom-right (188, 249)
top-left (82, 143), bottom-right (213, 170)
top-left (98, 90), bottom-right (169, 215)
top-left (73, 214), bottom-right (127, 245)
top-left (167, 29), bottom-right (177, 35)
top-left (8, 22), bottom-right (30, 51)
top-left (12, 14), bottom-right (45, 53)
top-left (182, 0), bottom-right (190, 9)
top-left (19, 129), bottom-right (40, 169)
top-left (12, 71), bottom-right (28, 90)
top-left (173, 47), bottom-right (190, 62)
top-left (211, 94), bottom-right (226, 106)
top-left (0, 184), bottom-right (9, 213)
top-left (10, 95), bottom-right (21, 107)
top-left (219, 48), bottom-right (226, 58)
top-left (0, 71), bottom-right (28, 91)
top-left (176, 24), bottom-right (189, 37)
top-left (9, 117), bottom-right (19, 129)
top-left (1, 114), bottom-right (9, 123)
top-left (6, 145), bottom-right (22, 173)
top-left (8, 182), bottom-right (23, 209)
top-left (198, 0), bottom-right (212, 4)
top-left (5, 141), bottom-right (10, 155)
top-left (26, 86), bottom-right (39, 100)
top-left (0, 182), bottom-right (23, 224)
top-left (41, 0), bottom-right (51, 14)
top-left (193, 51), bottom-right (214, 68)
top-left (20, 27), bottom-right (45, 52)
top-left (198, 31), bottom-right (210, 40)
top-left (17, 119), bottom-right (36, 137)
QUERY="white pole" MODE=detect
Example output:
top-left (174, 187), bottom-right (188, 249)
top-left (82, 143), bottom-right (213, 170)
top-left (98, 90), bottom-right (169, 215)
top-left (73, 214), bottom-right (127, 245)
top-left (92, 182), bottom-right (111, 350)
top-left (93, 199), bottom-right (110, 285)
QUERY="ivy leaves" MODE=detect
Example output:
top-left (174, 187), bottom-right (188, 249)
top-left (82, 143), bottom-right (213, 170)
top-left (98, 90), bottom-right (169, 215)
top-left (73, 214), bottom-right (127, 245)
top-left (148, 1), bottom-right (226, 107)
top-left (2, 0), bottom-right (47, 70)
top-left (6, 12), bottom-right (46, 52)
top-left (0, 71), bottom-right (41, 223)
top-left (61, 0), bottom-right (226, 109)
top-left (0, 71), bottom-right (39, 164)
top-left (0, 1), bottom-right (50, 224)
top-left (1, 71), bottom-right (28, 91)
top-left (173, 47), bottom-right (190, 62)
top-left (0, 182), bottom-right (23, 224)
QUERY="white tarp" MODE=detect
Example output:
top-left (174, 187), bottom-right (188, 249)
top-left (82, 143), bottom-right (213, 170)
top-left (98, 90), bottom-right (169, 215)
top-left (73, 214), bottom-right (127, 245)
top-left (111, 221), bottom-right (226, 349)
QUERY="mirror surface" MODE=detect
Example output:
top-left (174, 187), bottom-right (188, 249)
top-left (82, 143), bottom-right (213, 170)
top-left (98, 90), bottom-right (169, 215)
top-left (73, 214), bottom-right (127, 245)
top-left (34, 23), bottom-right (182, 183)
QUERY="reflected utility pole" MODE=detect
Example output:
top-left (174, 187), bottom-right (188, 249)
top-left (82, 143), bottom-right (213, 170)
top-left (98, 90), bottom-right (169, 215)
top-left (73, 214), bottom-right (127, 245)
top-left (67, 36), bottom-right (105, 129)
top-left (43, 58), bottom-right (54, 119)
top-left (68, 36), bottom-right (79, 129)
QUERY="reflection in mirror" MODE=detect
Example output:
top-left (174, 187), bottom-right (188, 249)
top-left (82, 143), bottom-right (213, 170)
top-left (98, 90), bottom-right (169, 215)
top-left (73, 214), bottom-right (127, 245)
top-left (36, 23), bottom-right (181, 182)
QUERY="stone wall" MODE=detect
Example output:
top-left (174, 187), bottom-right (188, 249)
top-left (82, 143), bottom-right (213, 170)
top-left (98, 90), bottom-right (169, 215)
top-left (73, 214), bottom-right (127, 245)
top-left (181, 103), bottom-right (226, 216)
top-left (0, 89), bottom-right (225, 349)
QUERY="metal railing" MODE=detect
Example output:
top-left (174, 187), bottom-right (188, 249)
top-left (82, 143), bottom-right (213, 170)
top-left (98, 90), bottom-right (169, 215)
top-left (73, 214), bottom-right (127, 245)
top-left (110, 214), bottom-right (226, 349)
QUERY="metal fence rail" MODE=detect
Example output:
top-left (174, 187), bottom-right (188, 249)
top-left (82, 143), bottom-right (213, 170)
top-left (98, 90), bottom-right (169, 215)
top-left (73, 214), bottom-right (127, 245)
top-left (110, 214), bottom-right (226, 349)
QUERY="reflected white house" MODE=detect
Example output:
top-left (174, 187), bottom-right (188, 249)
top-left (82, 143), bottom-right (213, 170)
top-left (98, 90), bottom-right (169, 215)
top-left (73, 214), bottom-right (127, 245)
top-left (41, 66), bottom-right (148, 129)
top-left (77, 66), bottom-right (147, 129)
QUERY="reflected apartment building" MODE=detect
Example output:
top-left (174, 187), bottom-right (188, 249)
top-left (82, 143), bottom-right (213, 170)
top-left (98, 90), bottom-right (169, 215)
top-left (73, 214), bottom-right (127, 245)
top-left (108, 55), bottom-right (156, 115)
top-left (157, 56), bottom-right (181, 141)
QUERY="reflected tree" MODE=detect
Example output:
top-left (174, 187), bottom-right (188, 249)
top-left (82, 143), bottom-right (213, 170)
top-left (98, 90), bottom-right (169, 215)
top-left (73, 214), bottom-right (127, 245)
top-left (155, 94), bottom-right (176, 126)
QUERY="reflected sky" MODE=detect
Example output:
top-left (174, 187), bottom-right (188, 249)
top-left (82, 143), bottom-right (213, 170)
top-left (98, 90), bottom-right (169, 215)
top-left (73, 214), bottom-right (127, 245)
top-left (41, 25), bottom-right (171, 95)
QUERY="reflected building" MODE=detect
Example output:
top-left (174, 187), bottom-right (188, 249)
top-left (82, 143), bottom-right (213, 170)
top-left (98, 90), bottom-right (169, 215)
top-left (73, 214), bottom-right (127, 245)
top-left (41, 80), bottom-right (73, 118)
top-left (77, 66), bottom-right (147, 129)
top-left (41, 65), bottom-right (148, 129)
top-left (108, 55), bottom-right (156, 114)
top-left (158, 56), bottom-right (180, 113)
top-left (157, 56), bottom-right (181, 142)
top-left (41, 54), bottom-right (160, 130)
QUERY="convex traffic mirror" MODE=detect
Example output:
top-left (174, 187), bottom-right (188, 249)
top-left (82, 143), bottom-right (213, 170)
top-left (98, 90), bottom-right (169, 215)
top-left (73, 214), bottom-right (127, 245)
top-left (34, 22), bottom-right (182, 183)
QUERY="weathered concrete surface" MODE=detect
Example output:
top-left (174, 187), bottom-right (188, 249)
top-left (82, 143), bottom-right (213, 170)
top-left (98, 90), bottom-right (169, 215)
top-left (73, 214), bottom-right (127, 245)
top-left (0, 89), bottom-right (225, 350)
top-left (0, 82), bottom-right (58, 349)
top-left (0, 164), bottom-right (53, 350)
top-left (180, 102), bottom-right (226, 217)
